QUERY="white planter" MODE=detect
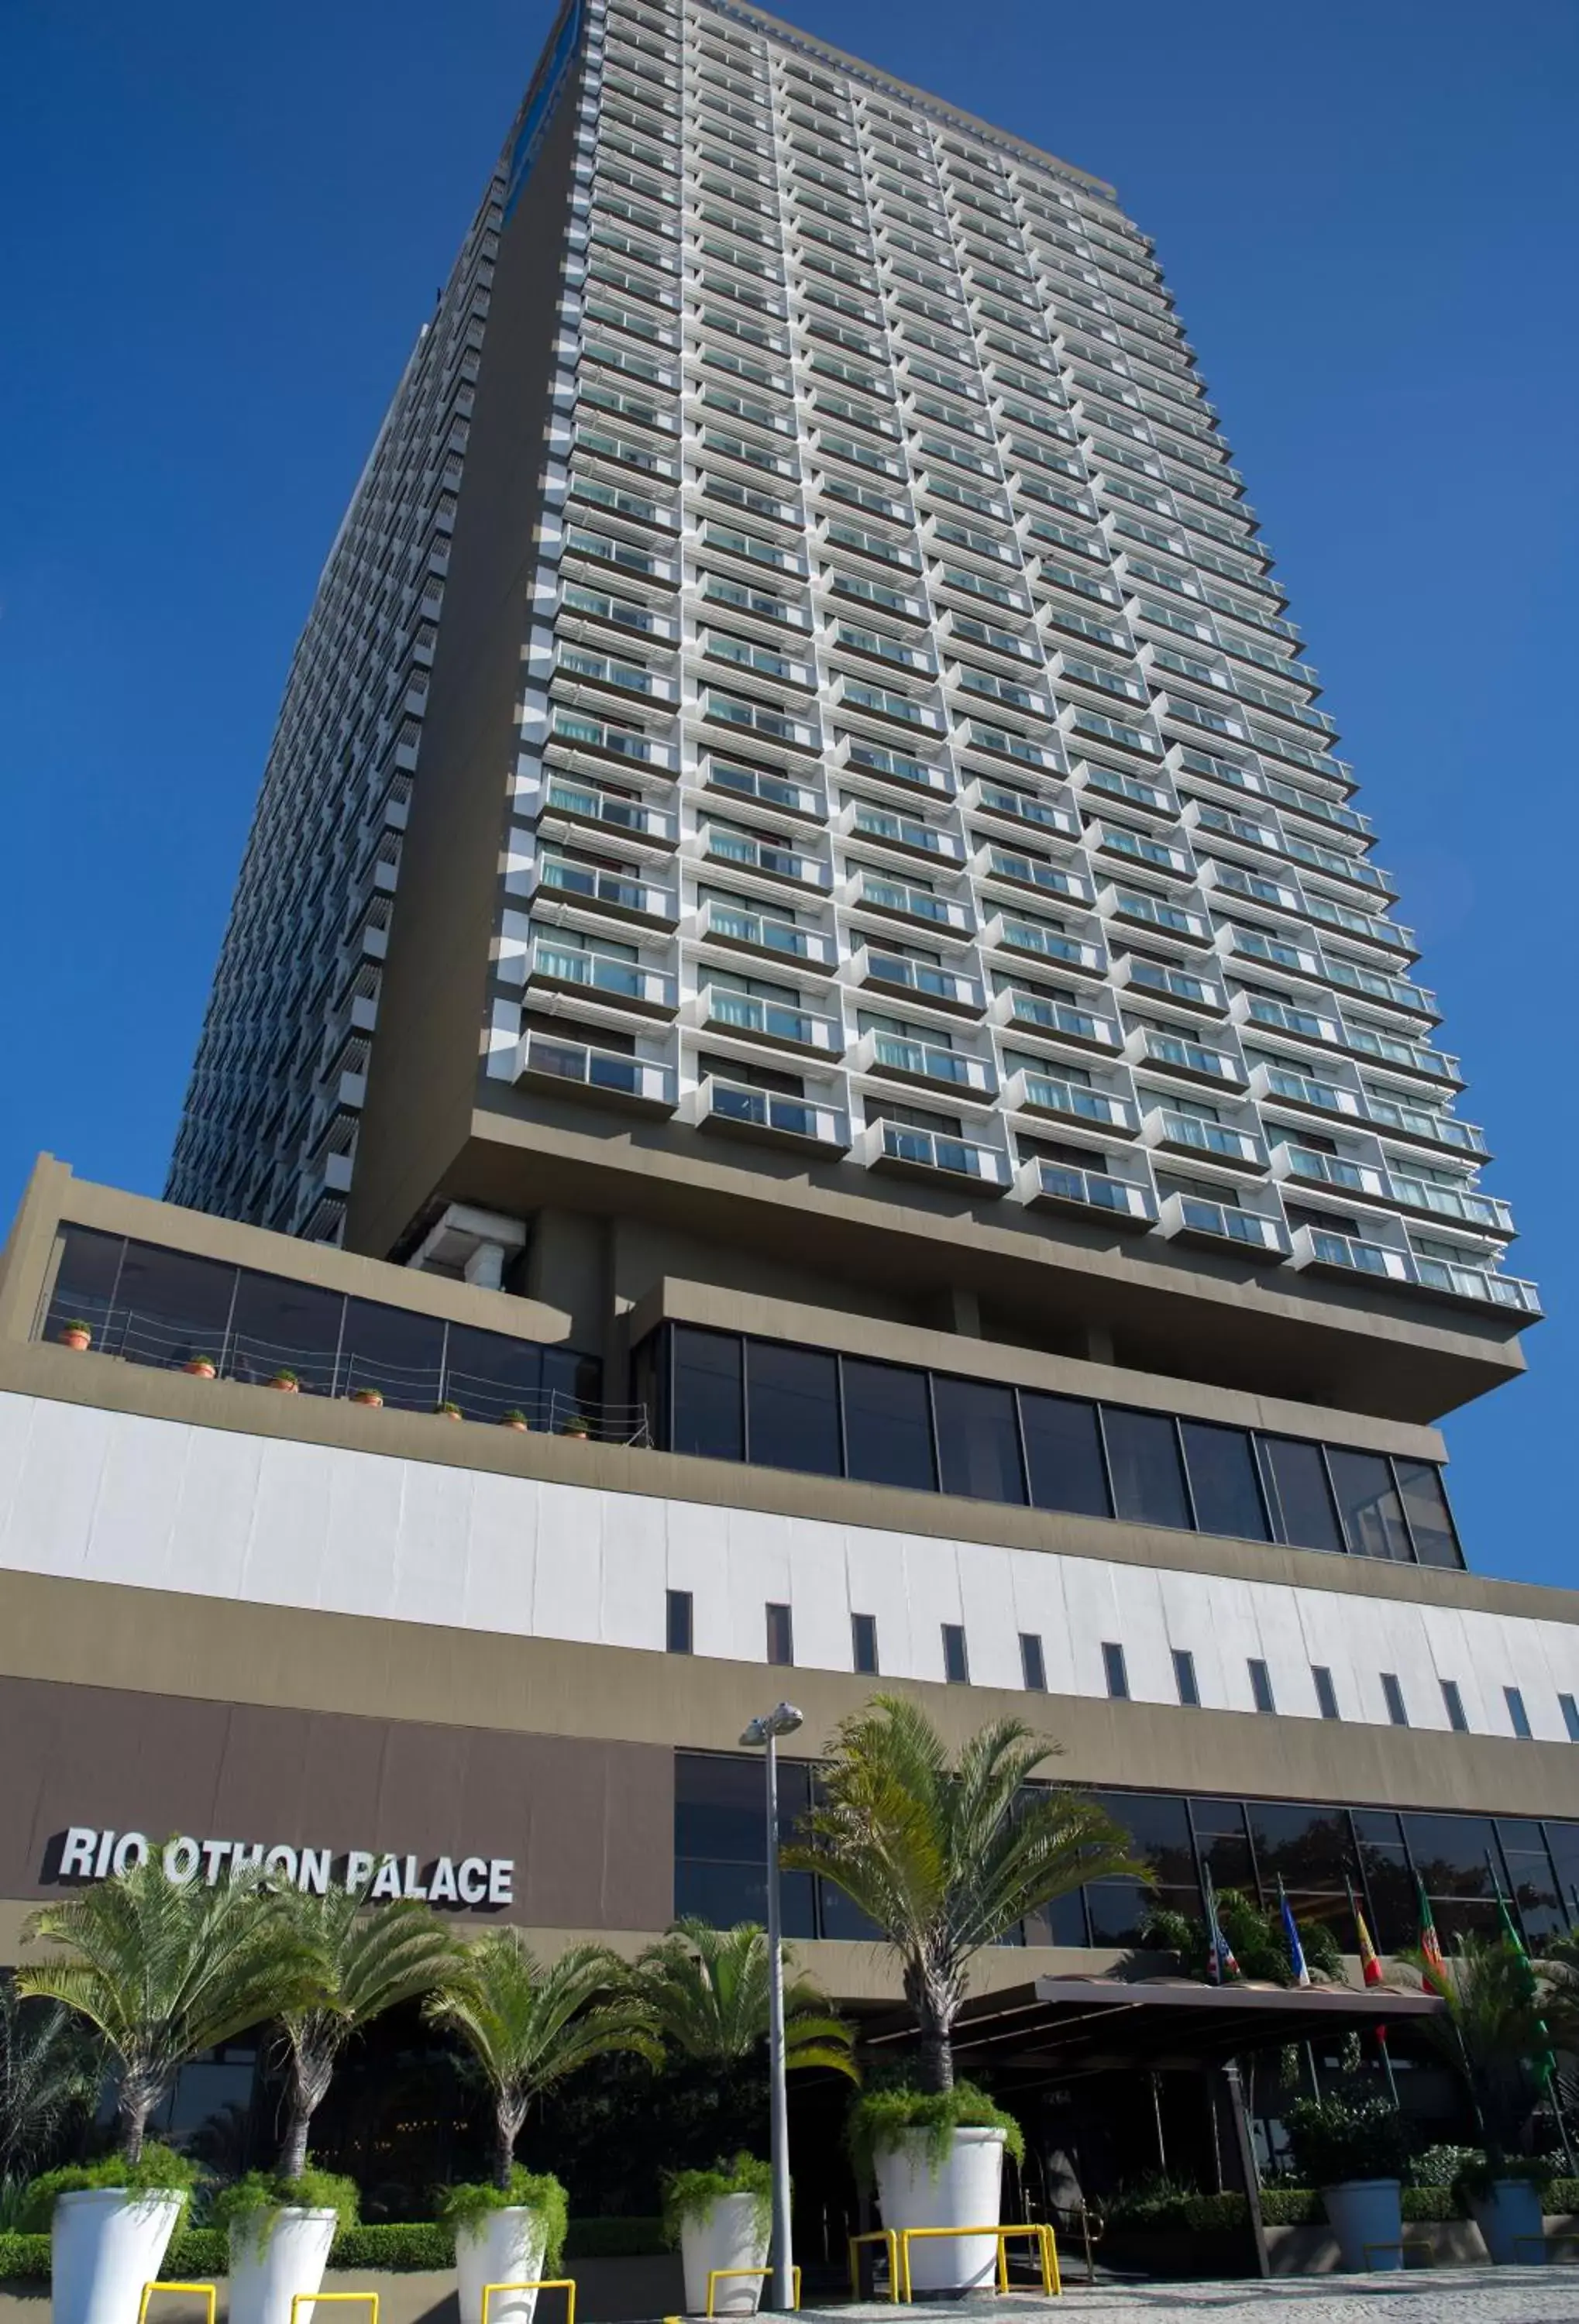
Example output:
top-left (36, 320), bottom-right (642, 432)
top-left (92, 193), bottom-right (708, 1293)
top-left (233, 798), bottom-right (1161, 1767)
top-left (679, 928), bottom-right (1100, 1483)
top-left (456, 2204), bottom-right (549, 2324)
top-left (229, 2207), bottom-right (339, 2324)
top-left (680, 2191), bottom-right (770, 2316)
top-left (874, 2125), bottom-right (1005, 2295)
top-left (52, 2188), bottom-right (185, 2324)
top-left (1320, 2178), bottom-right (1402, 2272)
top-left (1470, 2177), bottom-right (1546, 2265)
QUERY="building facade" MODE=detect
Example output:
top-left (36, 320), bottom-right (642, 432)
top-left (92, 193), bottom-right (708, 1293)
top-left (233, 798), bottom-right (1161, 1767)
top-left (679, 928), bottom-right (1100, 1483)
top-left (8, 0), bottom-right (1570, 2223)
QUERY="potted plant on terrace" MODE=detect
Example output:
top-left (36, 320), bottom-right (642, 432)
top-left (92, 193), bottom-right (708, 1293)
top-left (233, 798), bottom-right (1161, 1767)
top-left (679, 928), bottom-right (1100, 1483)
top-left (1284, 2095), bottom-right (1409, 2271)
top-left (783, 1696), bottom-right (1138, 2293)
top-left (559, 1415), bottom-right (591, 1440)
top-left (349, 1387), bottom-right (384, 1409)
top-left (634, 1920), bottom-right (857, 2309)
top-left (182, 1354), bottom-right (218, 1380)
top-left (501, 1409), bottom-right (531, 1432)
top-left (269, 1369), bottom-right (301, 1393)
top-left (425, 1933), bottom-right (659, 2324)
top-left (59, 1320), bottom-right (93, 1353)
top-left (16, 1855), bottom-right (317, 2324)
top-left (436, 1399), bottom-right (465, 1421)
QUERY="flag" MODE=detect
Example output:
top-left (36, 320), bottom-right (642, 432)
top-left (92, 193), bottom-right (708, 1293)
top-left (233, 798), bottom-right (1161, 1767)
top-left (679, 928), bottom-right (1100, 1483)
top-left (1417, 1878), bottom-right (1450, 1997)
top-left (1204, 1868), bottom-right (1239, 1985)
top-left (1278, 1877), bottom-right (1311, 1988)
top-left (1494, 1876), bottom-right (1557, 2090)
top-left (1354, 1896), bottom-right (1385, 1989)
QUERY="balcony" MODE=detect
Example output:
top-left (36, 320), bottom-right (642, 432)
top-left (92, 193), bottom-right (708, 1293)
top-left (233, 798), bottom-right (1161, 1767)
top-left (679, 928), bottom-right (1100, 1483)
top-left (699, 985), bottom-right (843, 1057)
top-left (966, 780), bottom-right (1082, 844)
top-left (853, 947), bottom-right (984, 1016)
top-left (530, 857), bottom-right (678, 928)
top-left (992, 986), bottom-right (1121, 1054)
top-left (527, 941), bottom-right (676, 1018)
top-left (515, 1031), bottom-right (675, 1112)
top-left (700, 897), bottom-right (837, 973)
top-left (858, 1030), bottom-right (996, 1100)
top-left (1020, 1157), bottom-right (1156, 1229)
top-left (1078, 761), bottom-right (1175, 819)
top-left (562, 523), bottom-right (680, 587)
top-left (1144, 1110), bottom-right (1267, 1171)
top-left (698, 689), bottom-right (821, 756)
top-left (700, 633), bottom-right (818, 693)
top-left (841, 803), bottom-right (966, 867)
top-left (1112, 954), bottom-right (1226, 1016)
top-left (836, 736), bottom-right (956, 800)
top-left (700, 757), bottom-right (825, 824)
top-left (865, 1118), bottom-right (1010, 1193)
top-left (697, 1077), bottom-right (851, 1155)
top-left (849, 870), bottom-right (973, 937)
top-left (1289, 1225), bottom-right (1416, 1287)
top-left (957, 722), bottom-right (1063, 775)
top-left (558, 580), bottom-right (679, 645)
top-left (1095, 825), bottom-right (1193, 882)
top-left (1105, 887), bottom-right (1213, 947)
top-left (1249, 1061), bottom-right (1367, 1125)
top-left (980, 847), bottom-right (1092, 908)
top-left (1127, 1026), bottom-right (1247, 1088)
top-left (698, 572), bottom-right (814, 634)
top-left (1160, 1193), bottom-right (1288, 1260)
top-left (1007, 1071), bottom-right (1138, 1136)
top-left (986, 914), bottom-right (1106, 979)
top-left (832, 675), bottom-right (946, 736)
top-left (547, 707), bottom-right (679, 775)
top-left (703, 825), bottom-right (829, 892)
top-left (539, 779), bottom-right (678, 851)
top-left (1411, 1255), bottom-right (1542, 1318)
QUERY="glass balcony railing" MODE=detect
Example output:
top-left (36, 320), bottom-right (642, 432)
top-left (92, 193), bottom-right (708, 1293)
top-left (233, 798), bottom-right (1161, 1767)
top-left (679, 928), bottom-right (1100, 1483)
top-left (542, 781), bottom-right (675, 843)
top-left (1119, 957), bottom-right (1223, 1011)
top-left (528, 943), bottom-right (673, 1010)
top-left (699, 573), bottom-right (812, 631)
top-left (702, 634), bottom-right (817, 688)
top-left (1079, 762), bottom-right (1174, 814)
top-left (962, 722), bottom-right (1061, 772)
top-left (869, 1033), bottom-right (994, 1093)
top-left (1027, 1158), bottom-right (1156, 1222)
top-left (563, 524), bottom-right (679, 583)
top-left (534, 859), bottom-right (675, 920)
top-left (1166, 1195), bottom-right (1287, 1255)
top-left (998, 988), bottom-right (1118, 1049)
top-left (855, 874), bottom-right (972, 931)
top-left (1151, 1112), bottom-right (1264, 1167)
top-left (1388, 1175), bottom-right (1515, 1234)
top-left (702, 693), bottom-right (820, 751)
top-left (1412, 1256), bottom-right (1541, 1315)
top-left (858, 951), bottom-right (982, 1011)
top-left (701, 899), bottom-right (835, 968)
top-left (848, 808), bottom-right (963, 862)
top-left (1278, 1146), bottom-right (1387, 1200)
top-left (838, 738), bottom-right (955, 796)
top-left (702, 758), bottom-right (822, 819)
top-left (1014, 1074), bottom-right (1137, 1133)
top-left (1099, 826), bottom-right (1192, 877)
top-left (519, 1033), bottom-right (673, 1107)
top-left (1243, 995), bottom-right (1343, 1046)
top-left (1134, 1028), bottom-right (1244, 1084)
top-left (702, 988), bottom-right (840, 1052)
top-left (549, 709), bottom-right (677, 770)
top-left (1109, 889), bottom-right (1210, 942)
top-left (872, 1119), bottom-right (1008, 1186)
top-left (972, 783), bottom-right (1082, 840)
top-left (992, 917), bottom-right (1106, 975)
top-left (705, 829), bottom-right (827, 886)
top-left (985, 849), bottom-right (1091, 903)
top-left (1252, 1064), bottom-right (1366, 1121)
top-left (702, 1078), bottom-right (846, 1147)
top-left (1362, 1093), bottom-right (1485, 1155)
top-left (1292, 1226), bottom-right (1413, 1284)
top-left (559, 582), bottom-right (678, 640)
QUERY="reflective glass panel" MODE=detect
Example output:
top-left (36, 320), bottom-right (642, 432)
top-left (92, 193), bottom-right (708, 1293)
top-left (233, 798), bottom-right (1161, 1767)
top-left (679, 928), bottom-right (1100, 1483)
top-left (339, 1298), bottom-right (445, 1412)
top-left (841, 1357), bottom-right (935, 1490)
top-left (746, 1340), bottom-right (841, 1475)
top-left (1021, 1391), bottom-right (1109, 1518)
top-left (1261, 1436), bottom-right (1343, 1552)
top-left (1103, 1408), bottom-right (1189, 1530)
top-left (1328, 1448), bottom-right (1413, 1561)
top-left (1394, 1459), bottom-right (1463, 1569)
top-left (112, 1242), bottom-right (237, 1369)
top-left (934, 1375), bottom-right (1025, 1503)
top-left (672, 1326), bottom-right (744, 1461)
top-left (229, 1270), bottom-right (344, 1394)
top-left (1181, 1421), bottom-right (1269, 1542)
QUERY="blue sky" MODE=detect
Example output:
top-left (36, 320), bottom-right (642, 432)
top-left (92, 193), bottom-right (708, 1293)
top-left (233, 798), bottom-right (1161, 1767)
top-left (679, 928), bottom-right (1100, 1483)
top-left (2, 1), bottom-right (1574, 1584)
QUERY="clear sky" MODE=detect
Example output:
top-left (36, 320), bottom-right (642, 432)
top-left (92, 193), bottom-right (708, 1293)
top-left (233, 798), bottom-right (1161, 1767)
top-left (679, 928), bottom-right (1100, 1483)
top-left (2, 1), bottom-right (1575, 1584)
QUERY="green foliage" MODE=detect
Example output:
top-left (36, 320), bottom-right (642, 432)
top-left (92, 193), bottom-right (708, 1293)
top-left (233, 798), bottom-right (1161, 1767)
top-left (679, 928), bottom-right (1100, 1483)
top-left (632, 1922), bottom-right (856, 2082)
top-left (660, 2153), bottom-right (771, 2249)
top-left (438, 2168), bottom-right (569, 2271)
top-left (1548, 2179), bottom-right (1579, 2216)
top-left (1400, 1933), bottom-right (1554, 2167)
top-left (211, 2167), bottom-right (360, 2251)
top-left (846, 2080), bottom-right (1024, 2191)
top-left (0, 2214), bottom-right (666, 2281)
top-left (1099, 2183), bottom-right (1464, 2234)
top-left (1409, 2142), bottom-right (1484, 2188)
top-left (565, 2215), bottom-right (664, 2257)
top-left (0, 1985), bottom-right (102, 2185)
top-left (783, 1696), bottom-right (1139, 2089)
top-left (1139, 1889), bottom-right (1341, 1986)
top-left (1284, 2095), bottom-right (1409, 2187)
top-left (0, 2233), bottom-right (50, 2280)
top-left (1454, 2150), bottom-right (1560, 2200)
top-left (19, 2142), bottom-right (201, 2229)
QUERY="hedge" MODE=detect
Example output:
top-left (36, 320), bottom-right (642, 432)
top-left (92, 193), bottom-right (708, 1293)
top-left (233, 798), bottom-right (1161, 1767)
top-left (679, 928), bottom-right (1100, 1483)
top-left (1108, 2186), bottom-right (1469, 2234)
top-left (0, 2217), bottom-right (666, 2284)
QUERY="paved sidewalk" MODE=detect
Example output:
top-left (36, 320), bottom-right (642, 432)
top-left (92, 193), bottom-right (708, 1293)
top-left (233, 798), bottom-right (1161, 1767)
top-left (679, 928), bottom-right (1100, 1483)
top-left (822, 2274), bottom-right (1579, 2323)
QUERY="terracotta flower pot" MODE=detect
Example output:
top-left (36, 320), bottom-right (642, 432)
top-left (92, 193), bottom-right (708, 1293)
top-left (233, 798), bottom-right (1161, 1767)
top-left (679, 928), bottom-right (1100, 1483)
top-left (502, 1417), bottom-right (530, 1432)
top-left (60, 1327), bottom-right (91, 1352)
top-left (184, 1360), bottom-right (217, 1378)
top-left (437, 1405), bottom-right (464, 1421)
top-left (351, 1390), bottom-right (384, 1408)
top-left (270, 1376), bottom-right (300, 1393)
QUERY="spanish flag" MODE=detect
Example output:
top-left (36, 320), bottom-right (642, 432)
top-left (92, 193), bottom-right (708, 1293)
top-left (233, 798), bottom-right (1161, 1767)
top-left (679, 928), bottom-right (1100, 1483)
top-left (1416, 1879), bottom-right (1450, 1996)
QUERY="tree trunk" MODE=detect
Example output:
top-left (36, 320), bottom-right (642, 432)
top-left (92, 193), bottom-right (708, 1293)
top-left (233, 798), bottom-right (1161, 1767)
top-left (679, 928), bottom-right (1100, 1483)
top-left (121, 2092), bottom-right (153, 2167)
top-left (279, 2099), bottom-right (312, 2182)
top-left (280, 2037), bottom-right (332, 2181)
top-left (494, 2095), bottom-right (527, 2192)
top-left (917, 2020), bottom-right (955, 2095)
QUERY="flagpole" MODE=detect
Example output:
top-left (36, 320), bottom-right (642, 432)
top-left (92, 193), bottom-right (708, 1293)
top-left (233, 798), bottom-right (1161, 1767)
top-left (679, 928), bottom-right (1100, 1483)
top-left (1489, 1852), bottom-right (1577, 2178)
top-left (1346, 1875), bottom-right (1400, 2106)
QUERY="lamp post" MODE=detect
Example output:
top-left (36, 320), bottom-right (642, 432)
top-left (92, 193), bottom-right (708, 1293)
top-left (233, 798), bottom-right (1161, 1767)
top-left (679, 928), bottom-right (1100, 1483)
top-left (741, 1700), bottom-right (803, 2312)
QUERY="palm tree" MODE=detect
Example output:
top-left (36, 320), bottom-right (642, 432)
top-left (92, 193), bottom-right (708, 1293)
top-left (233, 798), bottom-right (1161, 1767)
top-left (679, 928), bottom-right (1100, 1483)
top-left (425, 1934), bottom-right (660, 2190)
top-left (0, 1983), bottom-right (101, 2186)
top-left (1539, 1927), bottom-right (1579, 2058)
top-left (16, 1858), bottom-right (317, 2164)
top-left (1402, 1933), bottom-right (1553, 2168)
top-left (274, 1888), bottom-right (461, 2179)
top-left (632, 1919), bottom-right (857, 2080)
top-left (781, 1694), bottom-right (1140, 2093)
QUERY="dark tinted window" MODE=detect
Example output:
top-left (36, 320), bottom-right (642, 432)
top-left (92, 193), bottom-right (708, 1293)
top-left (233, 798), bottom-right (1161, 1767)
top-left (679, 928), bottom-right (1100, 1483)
top-left (1262, 1436), bottom-right (1343, 1552)
top-left (673, 1752), bottom-right (816, 1937)
top-left (229, 1270), bottom-right (344, 1394)
top-left (1353, 1808), bottom-right (1413, 1951)
top-left (1020, 1633), bottom-right (1047, 1692)
top-left (666, 1590), bottom-right (693, 1654)
top-left (1247, 1802), bottom-right (1358, 1934)
top-left (46, 1226), bottom-right (125, 1339)
top-left (746, 1340), bottom-right (841, 1475)
top-left (842, 1357), bottom-right (934, 1490)
top-left (1102, 1641), bottom-right (1130, 1700)
top-left (851, 1612), bottom-right (879, 1675)
top-left (1172, 1648), bottom-right (1199, 1707)
top-left (673, 1327), bottom-right (744, 1461)
top-left (1248, 1659), bottom-right (1276, 1714)
top-left (1381, 1672), bottom-right (1409, 1725)
top-left (942, 1623), bottom-right (969, 1683)
top-left (934, 1376), bottom-right (1025, 1503)
top-left (1312, 1666), bottom-right (1340, 1721)
top-left (765, 1603), bottom-right (794, 1666)
top-left (1505, 1686), bottom-right (1533, 1741)
top-left (1405, 1813), bottom-right (1498, 1901)
top-left (1394, 1459), bottom-right (1462, 1569)
top-left (1181, 1422), bottom-right (1269, 1542)
top-left (112, 1243), bottom-right (236, 1367)
top-left (1021, 1391), bottom-right (1109, 1518)
top-left (1441, 1679), bottom-right (1468, 1733)
top-left (340, 1298), bottom-right (445, 1411)
top-left (1103, 1408), bottom-right (1189, 1530)
top-left (1329, 1449), bottom-right (1413, 1562)
top-left (1191, 1798), bottom-right (1254, 1893)
top-left (442, 1322), bottom-right (546, 1424)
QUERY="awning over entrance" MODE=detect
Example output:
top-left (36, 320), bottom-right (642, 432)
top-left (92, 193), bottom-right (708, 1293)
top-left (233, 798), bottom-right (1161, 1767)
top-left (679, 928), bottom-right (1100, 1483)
top-left (864, 1976), bottom-right (1446, 2082)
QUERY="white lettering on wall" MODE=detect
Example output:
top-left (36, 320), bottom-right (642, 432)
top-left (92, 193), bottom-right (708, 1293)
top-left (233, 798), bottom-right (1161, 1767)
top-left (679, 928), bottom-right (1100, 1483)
top-left (47, 1829), bottom-right (514, 1911)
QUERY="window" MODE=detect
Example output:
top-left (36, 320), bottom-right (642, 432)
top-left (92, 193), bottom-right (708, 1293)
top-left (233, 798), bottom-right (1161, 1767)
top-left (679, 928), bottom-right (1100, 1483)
top-left (851, 1611), bottom-right (879, 1675)
top-left (1394, 1458), bottom-right (1464, 1569)
top-left (1103, 1408), bottom-right (1189, 1531)
top-left (1262, 1436), bottom-right (1343, 1553)
top-left (746, 1339), bottom-right (841, 1475)
top-left (1248, 1659), bottom-right (1276, 1715)
top-left (673, 1326), bottom-right (744, 1459)
top-left (1505, 1686), bottom-right (1533, 1741)
top-left (1328, 1449), bottom-right (1413, 1562)
top-left (1562, 1693), bottom-right (1579, 1743)
top-left (1020, 1391), bottom-right (1110, 1518)
top-left (941, 1623), bottom-right (969, 1684)
top-left (765, 1602), bottom-right (794, 1667)
top-left (1172, 1648), bottom-right (1199, 1708)
top-left (933, 1376), bottom-right (1026, 1504)
top-left (842, 1356), bottom-right (935, 1490)
top-left (1312, 1666), bottom-right (1340, 1721)
top-left (666, 1589), bottom-right (693, 1655)
top-left (1180, 1422), bottom-right (1269, 1542)
top-left (1381, 1672), bottom-right (1409, 1727)
top-left (1440, 1678), bottom-right (1468, 1733)
top-left (1020, 1632), bottom-right (1048, 1692)
top-left (1102, 1641), bottom-right (1130, 1700)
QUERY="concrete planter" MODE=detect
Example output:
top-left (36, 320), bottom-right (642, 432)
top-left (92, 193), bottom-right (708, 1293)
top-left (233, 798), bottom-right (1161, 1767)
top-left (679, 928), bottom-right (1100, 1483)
top-left (873, 2125), bottom-right (1005, 2295)
top-left (1471, 2178), bottom-right (1546, 2264)
top-left (455, 2205), bottom-right (549, 2324)
top-left (679, 2191), bottom-right (769, 2315)
top-left (52, 2188), bottom-right (185, 2324)
top-left (229, 2206), bottom-right (339, 2324)
top-left (1319, 2178), bottom-right (1402, 2271)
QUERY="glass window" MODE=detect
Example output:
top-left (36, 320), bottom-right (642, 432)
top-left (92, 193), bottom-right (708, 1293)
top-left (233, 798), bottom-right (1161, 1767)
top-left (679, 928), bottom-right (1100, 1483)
top-left (112, 1242), bottom-right (238, 1370)
top-left (673, 1751), bottom-right (816, 1936)
top-left (1172, 1648), bottom-right (1199, 1707)
top-left (1353, 1808), bottom-right (1414, 1951)
top-left (672, 1326), bottom-right (744, 1460)
top-left (1405, 1813), bottom-right (1499, 1903)
top-left (851, 1612), bottom-right (879, 1674)
top-left (1505, 1686), bottom-right (1533, 1741)
top-left (1247, 1801), bottom-right (1360, 1944)
top-left (1020, 1391), bottom-right (1109, 1518)
top-left (666, 1589), bottom-right (693, 1654)
top-left (1102, 1641), bottom-right (1130, 1700)
top-left (1441, 1679), bottom-right (1468, 1733)
top-left (1102, 1408), bottom-right (1189, 1530)
top-left (765, 1602), bottom-right (794, 1666)
top-left (1181, 1422), bottom-right (1269, 1542)
top-left (1312, 1666), bottom-right (1340, 1721)
top-left (1261, 1436), bottom-right (1343, 1552)
top-left (942, 1622), bottom-right (969, 1683)
top-left (1081, 1791), bottom-right (1197, 1946)
top-left (339, 1298), bottom-right (445, 1411)
top-left (1329, 1449), bottom-right (1413, 1562)
top-left (1190, 1798), bottom-right (1255, 1894)
top-left (746, 1339), bottom-right (841, 1475)
top-left (229, 1270), bottom-right (344, 1394)
top-left (1381, 1672), bottom-right (1409, 1725)
top-left (1248, 1658), bottom-right (1276, 1714)
top-left (440, 1321), bottom-right (545, 1424)
top-left (1020, 1632), bottom-right (1047, 1692)
top-left (1394, 1459), bottom-right (1463, 1569)
top-left (934, 1375), bottom-right (1025, 1504)
top-left (842, 1356), bottom-right (935, 1490)
top-left (1562, 1695), bottom-right (1579, 1744)
top-left (43, 1225), bottom-right (125, 1342)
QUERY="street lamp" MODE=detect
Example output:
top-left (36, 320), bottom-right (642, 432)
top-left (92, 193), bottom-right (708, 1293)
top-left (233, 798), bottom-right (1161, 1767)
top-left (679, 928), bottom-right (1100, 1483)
top-left (741, 1701), bottom-right (803, 2312)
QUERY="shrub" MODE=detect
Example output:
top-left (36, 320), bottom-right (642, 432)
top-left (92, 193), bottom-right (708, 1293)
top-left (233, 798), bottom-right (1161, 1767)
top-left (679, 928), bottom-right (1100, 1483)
top-left (1409, 2142), bottom-right (1483, 2189)
top-left (565, 2216), bottom-right (664, 2258)
top-left (331, 2223), bottom-right (453, 2272)
top-left (211, 2168), bottom-right (359, 2251)
top-left (847, 2081), bottom-right (1023, 2189)
top-left (437, 2168), bottom-right (568, 2271)
top-left (1283, 2095), bottom-right (1409, 2187)
top-left (660, 2154), bottom-right (770, 2250)
top-left (19, 2144), bottom-right (201, 2231)
top-left (0, 2233), bottom-right (49, 2280)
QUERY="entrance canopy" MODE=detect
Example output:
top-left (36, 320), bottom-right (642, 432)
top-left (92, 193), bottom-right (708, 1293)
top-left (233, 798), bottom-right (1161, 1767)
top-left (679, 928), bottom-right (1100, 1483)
top-left (863, 1976), bottom-right (1445, 2082)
